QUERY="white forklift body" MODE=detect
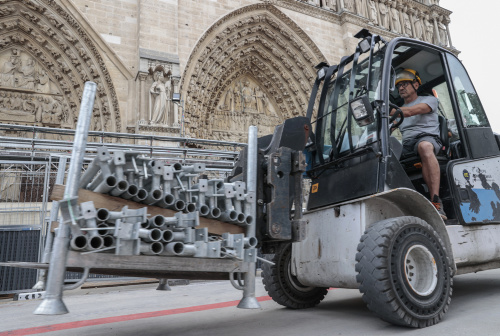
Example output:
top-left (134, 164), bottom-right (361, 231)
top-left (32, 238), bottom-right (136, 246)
top-left (293, 186), bottom-right (500, 289)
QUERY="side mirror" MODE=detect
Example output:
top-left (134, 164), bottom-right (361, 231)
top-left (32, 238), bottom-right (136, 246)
top-left (350, 95), bottom-right (375, 127)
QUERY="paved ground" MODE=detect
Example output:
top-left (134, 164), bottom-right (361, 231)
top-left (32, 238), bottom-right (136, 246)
top-left (1, 269), bottom-right (500, 336)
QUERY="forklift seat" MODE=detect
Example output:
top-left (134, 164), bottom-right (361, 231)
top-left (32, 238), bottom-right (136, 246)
top-left (399, 115), bottom-right (450, 173)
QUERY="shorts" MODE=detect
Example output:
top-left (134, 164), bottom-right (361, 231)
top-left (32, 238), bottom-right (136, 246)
top-left (402, 135), bottom-right (442, 156)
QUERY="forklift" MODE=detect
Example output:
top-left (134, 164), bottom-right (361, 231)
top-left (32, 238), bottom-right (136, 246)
top-left (250, 29), bottom-right (500, 328)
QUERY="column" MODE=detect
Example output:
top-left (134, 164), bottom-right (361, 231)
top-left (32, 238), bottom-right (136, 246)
top-left (444, 17), bottom-right (454, 48)
top-left (408, 7), bottom-right (416, 39)
top-left (172, 77), bottom-right (180, 125)
top-left (397, 2), bottom-right (406, 35)
top-left (431, 12), bottom-right (441, 45)
top-left (138, 73), bottom-right (148, 122)
top-left (338, 0), bottom-right (345, 11)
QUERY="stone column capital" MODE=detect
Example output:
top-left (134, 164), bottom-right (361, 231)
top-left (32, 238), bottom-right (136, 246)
top-left (430, 11), bottom-right (440, 19)
top-left (137, 72), bottom-right (148, 81)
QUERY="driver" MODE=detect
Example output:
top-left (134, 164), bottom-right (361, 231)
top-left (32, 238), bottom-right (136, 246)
top-left (392, 68), bottom-right (447, 220)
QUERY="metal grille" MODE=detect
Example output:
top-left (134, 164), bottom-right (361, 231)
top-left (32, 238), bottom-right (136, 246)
top-left (0, 160), bottom-right (51, 229)
top-left (0, 226), bottom-right (40, 293)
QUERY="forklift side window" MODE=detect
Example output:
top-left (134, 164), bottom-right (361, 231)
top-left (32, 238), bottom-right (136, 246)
top-left (446, 54), bottom-right (489, 127)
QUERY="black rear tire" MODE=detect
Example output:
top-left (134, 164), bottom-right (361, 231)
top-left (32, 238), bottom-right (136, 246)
top-left (355, 216), bottom-right (453, 328)
top-left (262, 243), bottom-right (328, 309)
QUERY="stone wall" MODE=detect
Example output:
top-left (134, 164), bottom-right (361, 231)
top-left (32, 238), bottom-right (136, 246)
top-left (0, 0), bottom-right (455, 142)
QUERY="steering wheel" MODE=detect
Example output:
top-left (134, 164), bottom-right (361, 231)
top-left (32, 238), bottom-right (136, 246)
top-left (389, 103), bottom-right (404, 131)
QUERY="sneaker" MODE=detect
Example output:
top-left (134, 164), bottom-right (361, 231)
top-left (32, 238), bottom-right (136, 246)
top-left (431, 195), bottom-right (448, 220)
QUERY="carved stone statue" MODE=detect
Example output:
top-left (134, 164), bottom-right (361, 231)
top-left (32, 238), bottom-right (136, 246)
top-left (368, 0), bottom-right (379, 25)
top-left (403, 12), bottom-right (412, 36)
top-left (357, 0), bottom-right (368, 18)
top-left (149, 67), bottom-right (171, 124)
top-left (15, 57), bottom-right (36, 90)
top-left (413, 13), bottom-right (424, 40)
top-left (379, 0), bottom-right (390, 29)
top-left (242, 80), bottom-right (257, 110)
top-left (344, 0), bottom-right (355, 12)
top-left (233, 85), bottom-right (241, 111)
top-left (36, 68), bottom-right (50, 93)
top-left (255, 86), bottom-right (269, 115)
top-left (322, 0), bottom-right (336, 11)
top-left (390, 3), bottom-right (401, 33)
top-left (438, 20), bottom-right (448, 46)
top-left (424, 15), bottom-right (435, 44)
top-left (0, 49), bottom-right (20, 87)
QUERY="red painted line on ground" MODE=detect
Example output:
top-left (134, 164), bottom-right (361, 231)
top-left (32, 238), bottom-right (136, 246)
top-left (0, 296), bottom-right (272, 336)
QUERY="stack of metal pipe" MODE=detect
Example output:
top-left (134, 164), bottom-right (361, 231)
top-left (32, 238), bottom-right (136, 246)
top-left (79, 147), bottom-right (253, 226)
top-left (67, 201), bottom-right (257, 259)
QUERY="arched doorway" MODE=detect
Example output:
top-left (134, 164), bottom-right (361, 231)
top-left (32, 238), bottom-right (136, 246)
top-left (181, 4), bottom-right (327, 142)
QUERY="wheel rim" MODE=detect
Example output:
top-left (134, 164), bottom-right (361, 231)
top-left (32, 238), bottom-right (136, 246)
top-left (404, 244), bottom-right (438, 296)
top-left (285, 253), bottom-right (315, 293)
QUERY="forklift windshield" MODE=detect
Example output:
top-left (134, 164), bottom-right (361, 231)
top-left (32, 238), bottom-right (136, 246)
top-left (315, 39), bottom-right (385, 164)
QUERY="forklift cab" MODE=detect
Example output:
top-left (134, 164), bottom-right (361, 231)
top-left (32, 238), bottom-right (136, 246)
top-left (306, 31), bottom-right (500, 225)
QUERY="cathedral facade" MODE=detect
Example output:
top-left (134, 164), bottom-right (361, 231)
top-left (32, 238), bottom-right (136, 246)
top-left (0, 0), bottom-right (455, 142)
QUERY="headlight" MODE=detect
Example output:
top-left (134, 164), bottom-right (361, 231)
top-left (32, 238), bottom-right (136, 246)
top-left (350, 95), bottom-right (375, 127)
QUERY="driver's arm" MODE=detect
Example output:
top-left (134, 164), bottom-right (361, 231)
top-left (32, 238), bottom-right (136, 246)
top-left (391, 103), bottom-right (432, 117)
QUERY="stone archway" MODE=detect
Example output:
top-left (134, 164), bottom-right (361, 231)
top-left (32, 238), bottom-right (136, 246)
top-left (0, 0), bottom-right (120, 131)
top-left (181, 4), bottom-right (327, 142)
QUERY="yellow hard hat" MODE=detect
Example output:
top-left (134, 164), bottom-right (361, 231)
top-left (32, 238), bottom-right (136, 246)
top-left (395, 68), bottom-right (422, 86)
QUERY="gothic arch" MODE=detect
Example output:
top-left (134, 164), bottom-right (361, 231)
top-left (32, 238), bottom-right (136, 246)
top-left (181, 3), bottom-right (327, 141)
top-left (0, 0), bottom-right (121, 131)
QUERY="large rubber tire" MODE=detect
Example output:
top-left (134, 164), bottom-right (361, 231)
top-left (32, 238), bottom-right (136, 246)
top-left (355, 216), bottom-right (453, 328)
top-left (262, 243), bottom-right (328, 309)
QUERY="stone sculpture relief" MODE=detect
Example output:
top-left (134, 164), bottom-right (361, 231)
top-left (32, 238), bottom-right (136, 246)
top-left (438, 19), bottom-right (448, 46)
top-left (0, 48), bottom-right (68, 125)
top-left (356, 0), bottom-right (368, 18)
top-left (390, 3), bottom-right (401, 33)
top-left (403, 11), bottom-right (412, 36)
top-left (0, 49), bottom-right (58, 94)
top-left (413, 12), bottom-right (425, 40)
top-left (378, 0), bottom-right (390, 29)
top-left (149, 66), bottom-right (172, 125)
top-left (368, 0), bottom-right (379, 25)
top-left (0, 0), bottom-right (121, 132)
top-left (214, 77), bottom-right (279, 141)
top-left (344, 0), bottom-right (356, 12)
top-left (286, 0), bottom-right (451, 50)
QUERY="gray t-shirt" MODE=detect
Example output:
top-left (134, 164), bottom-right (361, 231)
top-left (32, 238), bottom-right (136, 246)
top-left (399, 95), bottom-right (439, 143)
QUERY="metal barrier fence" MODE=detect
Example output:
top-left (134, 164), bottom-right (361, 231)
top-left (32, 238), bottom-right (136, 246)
top-left (0, 125), bottom-right (244, 292)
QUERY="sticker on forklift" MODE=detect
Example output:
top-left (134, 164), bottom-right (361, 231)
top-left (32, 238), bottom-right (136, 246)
top-left (311, 183), bottom-right (319, 193)
top-left (14, 291), bottom-right (45, 301)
